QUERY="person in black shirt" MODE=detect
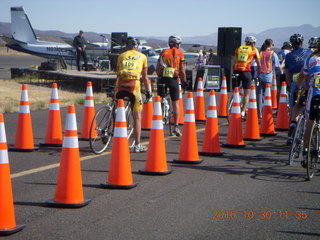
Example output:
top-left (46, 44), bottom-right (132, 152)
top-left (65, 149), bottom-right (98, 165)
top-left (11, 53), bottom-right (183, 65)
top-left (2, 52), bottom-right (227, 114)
top-left (73, 30), bottom-right (88, 71)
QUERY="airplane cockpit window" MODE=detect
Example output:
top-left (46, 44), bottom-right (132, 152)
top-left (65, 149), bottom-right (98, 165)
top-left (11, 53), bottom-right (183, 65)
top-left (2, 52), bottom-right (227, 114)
top-left (142, 49), bottom-right (157, 57)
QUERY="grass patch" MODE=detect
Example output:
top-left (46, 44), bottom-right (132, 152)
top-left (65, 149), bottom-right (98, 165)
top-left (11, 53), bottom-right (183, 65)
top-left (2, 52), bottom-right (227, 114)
top-left (0, 80), bottom-right (107, 113)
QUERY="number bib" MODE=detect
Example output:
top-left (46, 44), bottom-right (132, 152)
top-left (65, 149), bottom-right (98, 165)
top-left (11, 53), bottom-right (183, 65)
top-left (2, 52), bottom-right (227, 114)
top-left (292, 73), bottom-right (300, 82)
top-left (238, 47), bottom-right (250, 62)
top-left (315, 74), bottom-right (320, 87)
top-left (122, 60), bottom-right (137, 70)
top-left (163, 67), bottom-right (175, 78)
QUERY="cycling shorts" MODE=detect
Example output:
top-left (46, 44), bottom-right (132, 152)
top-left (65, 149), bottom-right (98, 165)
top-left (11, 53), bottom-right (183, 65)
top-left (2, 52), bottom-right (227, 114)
top-left (157, 77), bottom-right (180, 101)
top-left (116, 81), bottom-right (142, 112)
top-left (233, 71), bottom-right (252, 89)
top-left (306, 89), bottom-right (320, 121)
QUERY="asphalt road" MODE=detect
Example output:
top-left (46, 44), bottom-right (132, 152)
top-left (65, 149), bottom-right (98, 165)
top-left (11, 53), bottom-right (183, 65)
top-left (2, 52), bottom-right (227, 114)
top-left (1, 93), bottom-right (320, 240)
top-left (0, 55), bottom-right (45, 79)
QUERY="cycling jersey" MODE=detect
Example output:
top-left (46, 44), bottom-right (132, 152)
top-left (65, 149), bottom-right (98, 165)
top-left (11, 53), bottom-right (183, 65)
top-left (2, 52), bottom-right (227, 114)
top-left (158, 47), bottom-right (185, 78)
top-left (277, 49), bottom-right (290, 64)
top-left (116, 49), bottom-right (148, 112)
top-left (233, 46), bottom-right (258, 72)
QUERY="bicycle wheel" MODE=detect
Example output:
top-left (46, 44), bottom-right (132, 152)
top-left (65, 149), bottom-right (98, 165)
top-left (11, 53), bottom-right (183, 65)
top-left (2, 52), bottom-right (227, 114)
top-left (89, 104), bottom-right (114, 154)
top-left (288, 115), bottom-right (305, 165)
top-left (307, 122), bottom-right (319, 180)
top-left (124, 101), bottom-right (135, 149)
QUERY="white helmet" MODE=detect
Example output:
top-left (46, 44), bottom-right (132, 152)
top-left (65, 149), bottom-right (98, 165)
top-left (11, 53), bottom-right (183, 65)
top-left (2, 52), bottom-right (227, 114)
top-left (245, 36), bottom-right (257, 44)
top-left (168, 34), bottom-right (182, 46)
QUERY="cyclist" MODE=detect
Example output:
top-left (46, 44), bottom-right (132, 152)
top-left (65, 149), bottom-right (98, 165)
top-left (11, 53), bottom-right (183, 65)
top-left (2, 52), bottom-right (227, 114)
top-left (256, 39), bottom-right (280, 118)
top-left (308, 37), bottom-right (319, 52)
top-left (156, 34), bottom-right (187, 136)
top-left (277, 41), bottom-right (292, 100)
top-left (233, 36), bottom-right (261, 118)
top-left (115, 37), bottom-right (152, 153)
top-left (285, 34), bottom-right (312, 145)
top-left (301, 37), bottom-right (320, 167)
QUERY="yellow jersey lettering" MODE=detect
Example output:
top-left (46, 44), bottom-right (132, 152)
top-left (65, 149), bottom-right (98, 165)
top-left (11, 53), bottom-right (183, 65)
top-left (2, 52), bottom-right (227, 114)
top-left (122, 60), bottom-right (137, 70)
top-left (163, 67), bottom-right (175, 78)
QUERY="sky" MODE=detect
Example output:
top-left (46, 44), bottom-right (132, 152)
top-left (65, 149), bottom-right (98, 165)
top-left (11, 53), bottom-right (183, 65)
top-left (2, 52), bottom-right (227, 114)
top-left (1, 0), bottom-right (319, 37)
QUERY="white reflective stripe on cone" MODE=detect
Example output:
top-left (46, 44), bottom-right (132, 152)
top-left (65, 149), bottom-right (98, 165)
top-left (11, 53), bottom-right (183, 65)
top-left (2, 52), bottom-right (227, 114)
top-left (221, 88), bottom-right (227, 94)
top-left (264, 99), bottom-right (272, 106)
top-left (279, 96), bottom-right (287, 103)
top-left (281, 86), bottom-right (287, 95)
top-left (248, 101), bottom-right (257, 109)
top-left (196, 91), bottom-right (203, 97)
top-left (49, 103), bottom-right (60, 111)
top-left (63, 136), bottom-right (79, 148)
top-left (186, 98), bottom-right (194, 110)
top-left (153, 102), bottom-right (161, 116)
top-left (233, 92), bottom-right (240, 104)
top-left (207, 110), bottom-right (217, 118)
top-left (185, 114), bottom-right (195, 122)
top-left (51, 89), bottom-right (59, 99)
top-left (116, 107), bottom-right (126, 122)
top-left (0, 122), bottom-right (7, 143)
top-left (19, 105), bottom-right (30, 114)
top-left (65, 113), bottom-right (77, 131)
top-left (231, 106), bottom-right (241, 114)
top-left (86, 86), bottom-right (93, 97)
top-left (0, 150), bottom-right (9, 164)
top-left (114, 127), bottom-right (127, 137)
top-left (152, 120), bottom-right (163, 130)
top-left (209, 95), bottom-right (216, 107)
top-left (21, 90), bottom-right (29, 101)
top-left (84, 100), bottom-right (94, 107)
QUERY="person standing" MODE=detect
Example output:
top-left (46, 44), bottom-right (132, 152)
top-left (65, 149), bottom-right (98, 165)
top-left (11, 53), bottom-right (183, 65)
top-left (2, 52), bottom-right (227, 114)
top-left (156, 34), bottom-right (187, 136)
top-left (256, 39), bottom-right (280, 118)
top-left (116, 37), bottom-right (151, 152)
top-left (73, 30), bottom-right (88, 71)
top-left (233, 36), bottom-right (261, 118)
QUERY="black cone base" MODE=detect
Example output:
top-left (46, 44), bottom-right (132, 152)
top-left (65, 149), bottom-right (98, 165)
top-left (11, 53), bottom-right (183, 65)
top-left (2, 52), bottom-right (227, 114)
top-left (39, 142), bottom-right (62, 147)
top-left (46, 198), bottom-right (91, 208)
top-left (199, 151), bottom-right (224, 156)
top-left (243, 138), bottom-right (262, 141)
top-left (0, 224), bottom-right (25, 236)
top-left (8, 147), bottom-right (39, 152)
top-left (222, 143), bottom-right (246, 148)
top-left (139, 169), bottom-right (173, 176)
top-left (100, 182), bottom-right (138, 189)
top-left (173, 159), bottom-right (203, 164)
top-left (260, 133), bottom-right (277, 137)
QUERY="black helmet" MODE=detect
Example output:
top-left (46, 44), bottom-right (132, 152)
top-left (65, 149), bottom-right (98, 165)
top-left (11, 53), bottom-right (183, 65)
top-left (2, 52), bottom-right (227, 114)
top-left (308, 37), bottom-right (319, 49)
top-left (126, 37), bottom-right (140, 48)
top-left (316, 38), bottom-right (320, 49)
top-left (289, 34), bottom-right (304, 48)
top-left (281, 41), bottom-right (292, 50)
top-left (168, 34), bottom-right (182, 47)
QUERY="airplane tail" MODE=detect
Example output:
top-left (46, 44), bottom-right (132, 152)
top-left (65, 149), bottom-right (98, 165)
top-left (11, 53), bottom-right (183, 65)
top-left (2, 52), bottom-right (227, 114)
top-left (11, 6), bottom-right (38, 43)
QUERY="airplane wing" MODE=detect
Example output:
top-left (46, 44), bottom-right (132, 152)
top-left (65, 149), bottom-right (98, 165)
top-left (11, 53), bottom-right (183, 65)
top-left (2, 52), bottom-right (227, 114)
top-left (61, 36), bottom-right (107, 50)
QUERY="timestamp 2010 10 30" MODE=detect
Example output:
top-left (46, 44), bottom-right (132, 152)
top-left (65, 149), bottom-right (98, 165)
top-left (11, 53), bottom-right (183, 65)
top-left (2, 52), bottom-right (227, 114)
top-left (211, 210), bottom-right (308, 220)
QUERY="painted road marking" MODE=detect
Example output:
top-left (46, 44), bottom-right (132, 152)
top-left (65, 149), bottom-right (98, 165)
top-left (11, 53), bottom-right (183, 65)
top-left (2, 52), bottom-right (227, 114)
top-left (11, 126), bottom-right (212, 179)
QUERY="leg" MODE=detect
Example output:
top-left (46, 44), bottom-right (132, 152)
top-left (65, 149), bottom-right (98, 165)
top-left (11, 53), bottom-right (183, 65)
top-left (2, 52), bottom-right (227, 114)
top-left (241, 89), bottom-right (250, 114)
top-left (76, 50), bottom-right (81, 71)
top-left (82, 51), bottom-right (88, 71)
top-left (172, 100), bottom-right (179, 126)
top-left (133, 111), bottom-right (142, 144)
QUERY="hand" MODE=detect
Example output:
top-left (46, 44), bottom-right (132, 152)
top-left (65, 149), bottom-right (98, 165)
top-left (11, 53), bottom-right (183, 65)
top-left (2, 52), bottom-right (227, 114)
top-left (181, 81), bottom-right (189, 89)
top-left (145, 91), bottom-right (152, 100)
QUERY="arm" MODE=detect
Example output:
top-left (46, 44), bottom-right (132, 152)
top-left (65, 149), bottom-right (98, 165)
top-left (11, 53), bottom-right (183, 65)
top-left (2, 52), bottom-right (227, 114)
top-left (254, 53), bottom-right (261, 77)
top-left (179, 61), bottom-right (187, 83)
top-left (296, 68), bottom-right (304, 89)
top-left (285, 69), bottom-right (291, 88)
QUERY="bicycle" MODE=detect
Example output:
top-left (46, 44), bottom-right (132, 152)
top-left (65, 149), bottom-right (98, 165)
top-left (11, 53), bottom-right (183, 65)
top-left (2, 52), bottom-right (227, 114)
top-left (89, 85), bottom-right (150, 154)
top-left (306, 96), bottom-right (320, 180)
top-left (288, 113), bottom-right (305, 165)
top-left (157, 82), bottom-right (173, 136)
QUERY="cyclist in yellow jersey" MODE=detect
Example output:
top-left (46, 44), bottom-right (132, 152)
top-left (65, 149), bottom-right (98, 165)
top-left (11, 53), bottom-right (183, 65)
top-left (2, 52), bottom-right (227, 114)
top-left (116, 37), bottom-right (151, 152)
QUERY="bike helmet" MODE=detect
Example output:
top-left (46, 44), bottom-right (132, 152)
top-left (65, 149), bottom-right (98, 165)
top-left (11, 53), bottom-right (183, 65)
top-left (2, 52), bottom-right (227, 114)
top-left (316, 37), bottom-right (320, 49)
top-left (126, 37), bottom-right (140, 48)
top-left (168, 34), bottom-right (182, 47)
top-left (308, 37), bottom-right (319, 49)
top-left (245, 36), bottom-right (257, 44)
top-left (289, 33), bottom-right (304, 48)
top-left (281, 41), bottom-right (292, 50)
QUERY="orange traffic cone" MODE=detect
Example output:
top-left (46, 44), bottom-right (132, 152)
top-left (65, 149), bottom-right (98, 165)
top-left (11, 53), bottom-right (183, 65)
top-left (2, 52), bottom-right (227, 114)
top-left (139, 96), bottom-right (172, 175)
top-left (141, 96), bottom-right (153, 131)
top-left (0, 114), bottom-right (25, 236)
top-left (271, 74), bottom-right (278, 109)
top-left (275, 82), bottom-right (289, 131)
top-left (174, 92), bottom-right (203, 164)
top-left (222, 87), bottom-right (246, 148)
top-left (79, 81), bottom-right (96, 140)
top-left (47, 105), bottom-right (91, 208)
top-left (101, 99), bottom-right (138, 189)
top-left (199, 90), bottom-right (224, 156)
top-left (260, 83), bottom-right (277, 136)
top-left (195, 77), bottom-right (206, 122)
top-left (243, 84), bottom-right (261, 141)
top-left (171, 79), bottom-right (184, 125)
top-left (9, 84), bottom-right (38, 152)
top-left (217, 76), bottom-right (228, 118)
top-left (40, 83), bottom-right (63, 147)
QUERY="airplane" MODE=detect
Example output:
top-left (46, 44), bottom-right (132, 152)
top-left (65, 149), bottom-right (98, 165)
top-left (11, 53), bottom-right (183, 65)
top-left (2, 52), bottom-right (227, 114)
top-left (1, 6), bottom-right (159, 72)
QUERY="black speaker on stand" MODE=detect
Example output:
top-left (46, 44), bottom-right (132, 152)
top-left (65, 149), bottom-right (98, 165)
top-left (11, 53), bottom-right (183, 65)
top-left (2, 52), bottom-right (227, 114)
top-left (217, 27), bottom-right (242, 91)
top-left (110, 32), bottom-right (128, 70)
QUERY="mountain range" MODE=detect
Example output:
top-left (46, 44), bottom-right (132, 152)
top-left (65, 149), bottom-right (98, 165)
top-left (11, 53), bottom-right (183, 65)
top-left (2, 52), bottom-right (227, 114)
top-left (0, 22), bottom-right (319, 49)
